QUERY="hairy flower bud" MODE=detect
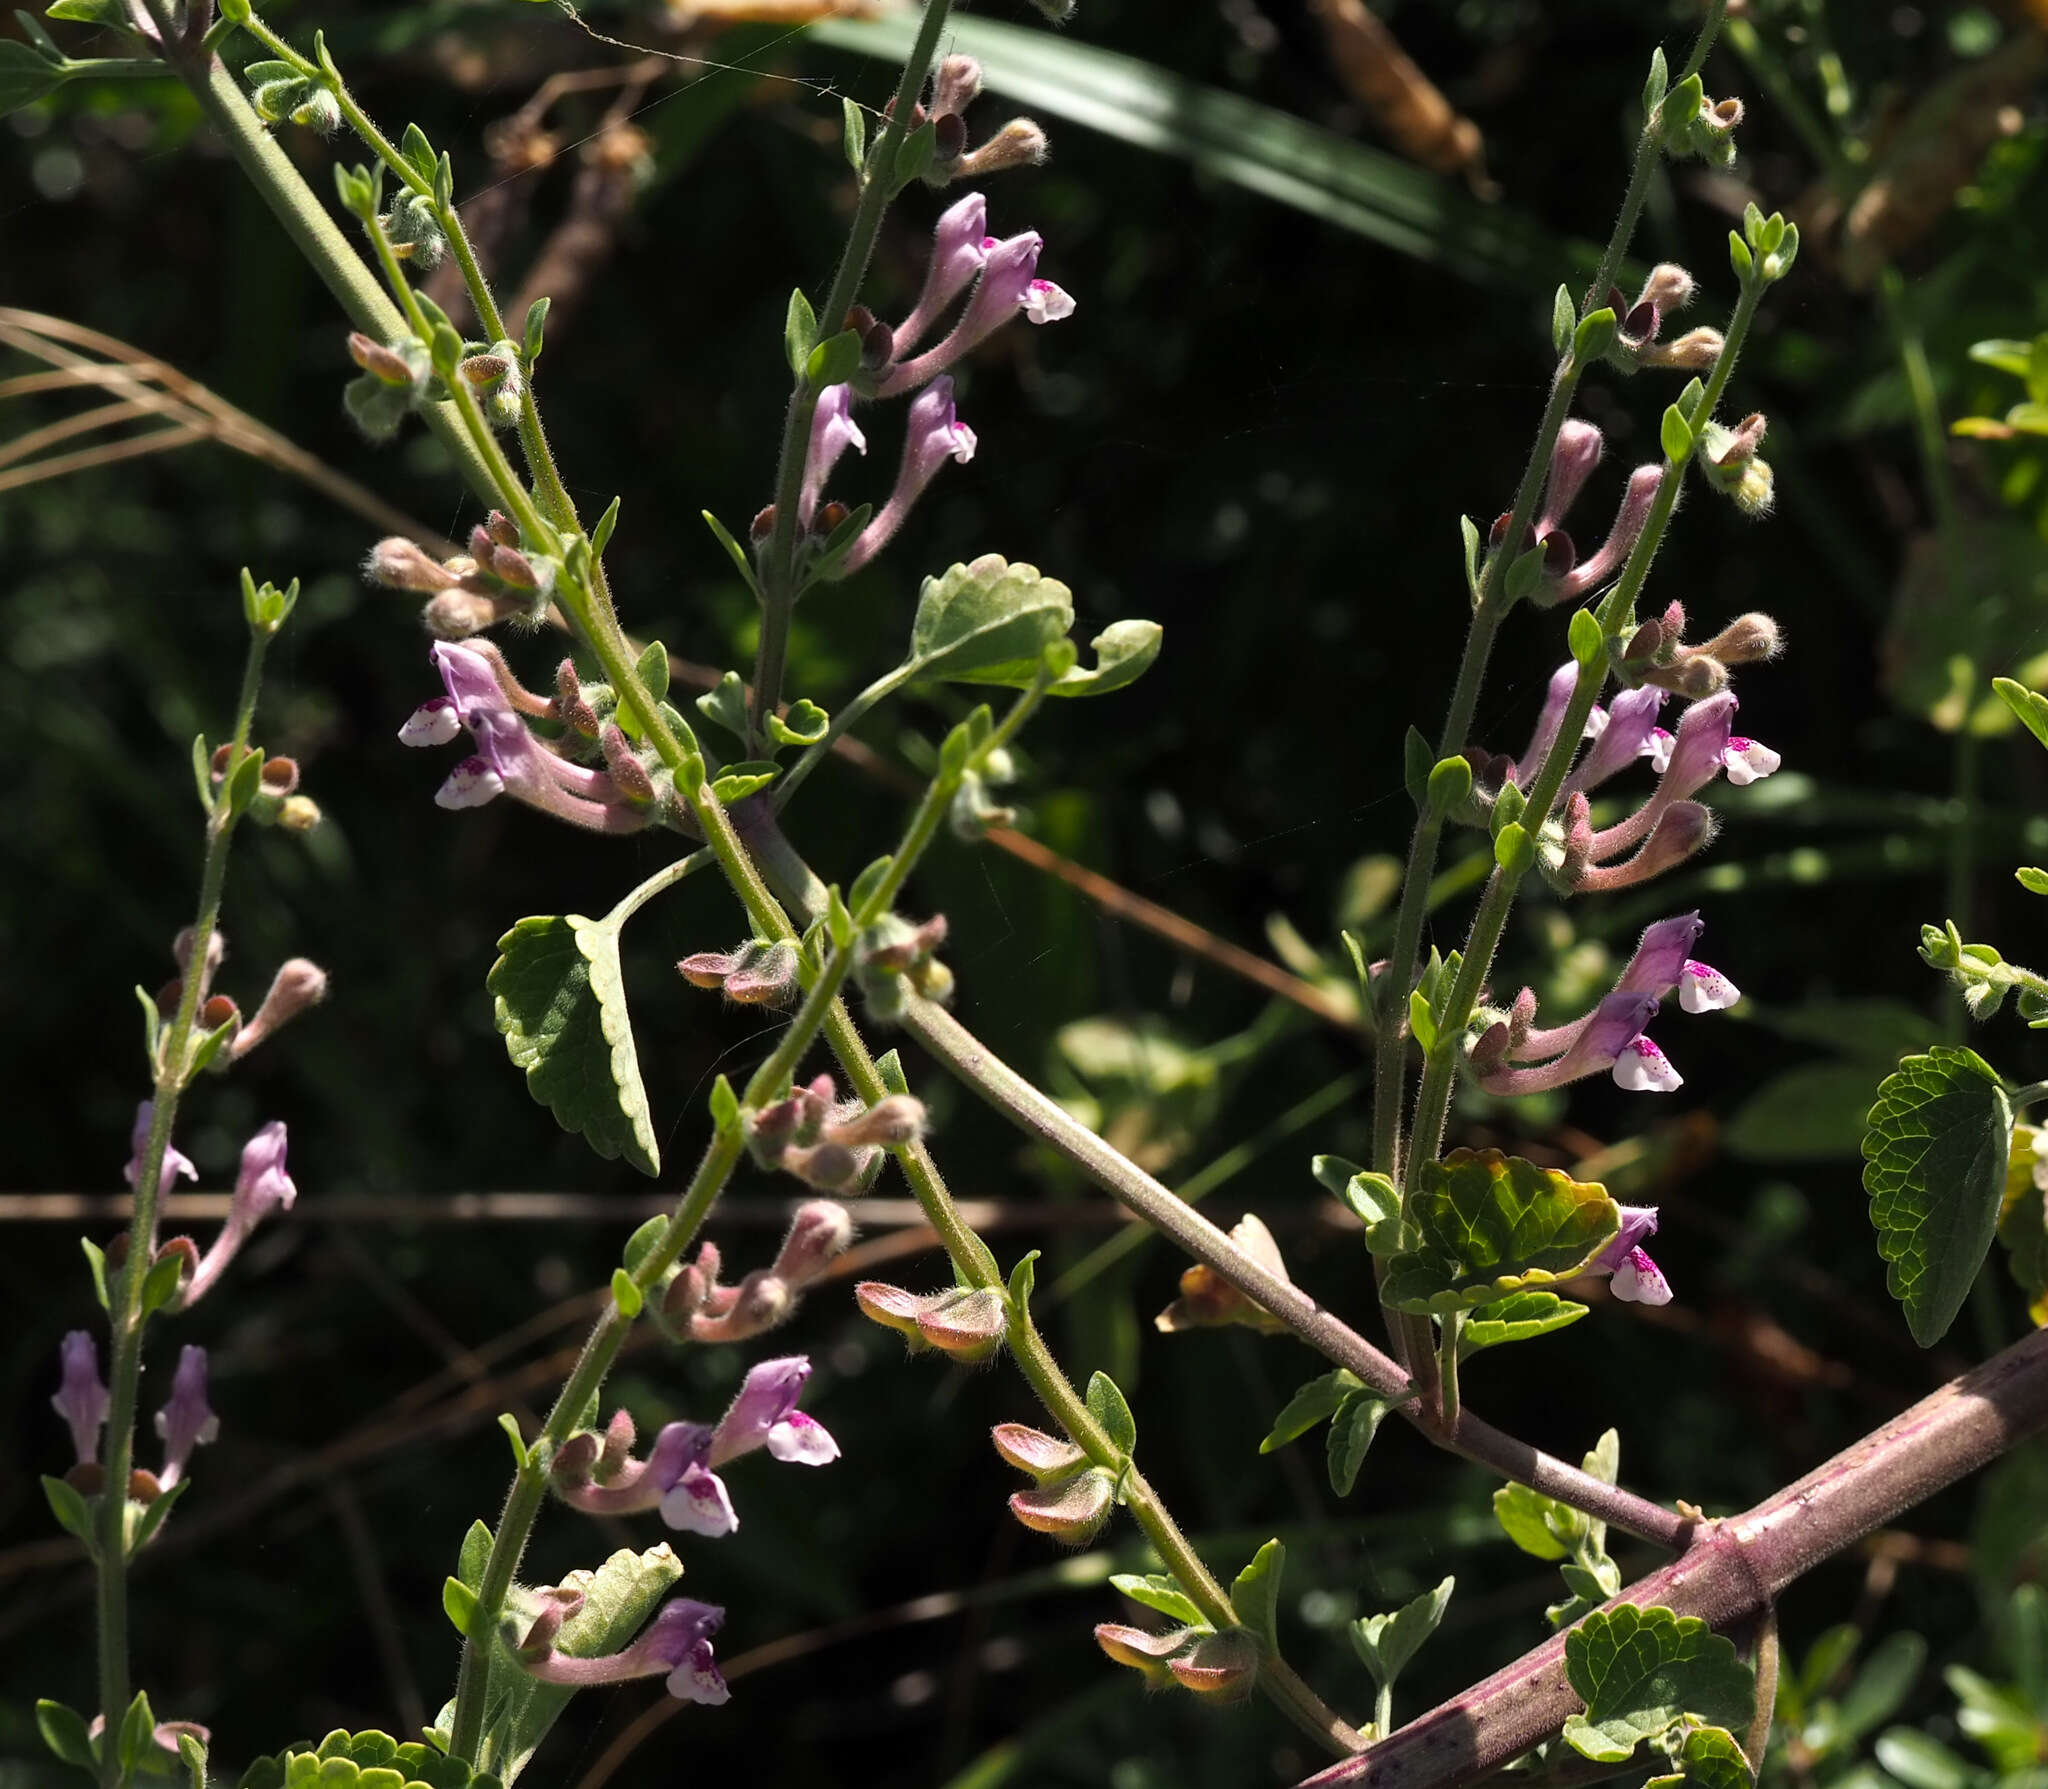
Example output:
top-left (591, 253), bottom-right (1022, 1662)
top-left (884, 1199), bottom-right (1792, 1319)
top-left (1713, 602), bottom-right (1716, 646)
top-left (951, 119), bottom-right (1052, 181)
top-left (600, 725), bottom-right (655, 805)
top-left (1641, 326), bottom-right (1724, 371)
top-left (930, 53), bottom-right (982, 116)
top-left (365, 537), bottom-right (459, 593)
top-left (1009, 1466), bottom-right (1115, 1544)
top-left (422, 590), bottom-right (521, 639)
top-left (230, 957), bottom-right (328, 1059)
top-left (992, 1423), bottom-right (1086, 1482)
top-left (1167, 1630), bottom-right (1260, 1699)
top-left (770, 1201), bottom-right (854, 1288)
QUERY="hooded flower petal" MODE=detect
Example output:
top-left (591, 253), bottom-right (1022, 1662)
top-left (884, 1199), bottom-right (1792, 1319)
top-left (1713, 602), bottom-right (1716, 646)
top-left (1609, 1246), bottom-right (1673, 1305)
top-left (1612, 1034), bottom-right (1683, 1092)
top-left (766, 1410), bottom-right (840, 1465)
top-left (1021, 278), bottom-right (1076, 323)
top-left (435, 756), bottom-right (505, 810)
top-left (1722, 735), bottom-right (1781, 786)
top-left (1678, 960), bottom-right (1741, 1012)
top-left (398, 698), bottom-right (461, 747)
top-left (659, 1465), bottom-right (739, 1537)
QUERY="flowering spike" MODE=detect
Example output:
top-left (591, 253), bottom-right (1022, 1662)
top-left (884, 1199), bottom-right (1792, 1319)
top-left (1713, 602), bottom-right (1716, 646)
top-left (53, 1331), bottom-right (108, 1466)
top-left (1008, 1466), bottom-right (1115, 1543)
top-left (879, 229), bottom-right (1073, 395)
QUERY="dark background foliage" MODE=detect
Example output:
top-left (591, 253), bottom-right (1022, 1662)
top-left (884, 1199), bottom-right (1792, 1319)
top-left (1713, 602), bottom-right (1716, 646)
top-left (4, 0), bottom-right (2048, 1783)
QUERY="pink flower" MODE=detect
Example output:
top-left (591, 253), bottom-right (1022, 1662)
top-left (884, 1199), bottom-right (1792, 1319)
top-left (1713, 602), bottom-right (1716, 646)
top-left (52, 1331), bottom-right (108, 1466)
top-left (154, 1345), bottom-right (219, 1488)
top-left (840, 378), bottom-right (977, 574)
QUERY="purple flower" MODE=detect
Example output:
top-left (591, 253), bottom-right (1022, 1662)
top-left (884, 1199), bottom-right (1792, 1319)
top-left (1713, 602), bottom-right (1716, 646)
top-left (520, 1594), bottom-right (730, 1706)
top-left (154, 1345), bottom-right (219, 1488)
top-left (1679, 960), bottom-right (1741, 1012)
top-left (1723, 734), bottom-right (1781, 786)
top-left (660, 1465), bottom-right (740, 1538)
top-left (1546, 465), bottom-right (1664, 603)
top-left (878, 229), bottom-right (1075, 397)
top-left (124, 1101), bottom-right (197, 1198)
top-left (53, 1331), bottom-right (108, 1465)
top-left (1473, 990), bottom-right (1659, 1097)
top-left (892, 192), bottom-right (990, 357)
top-left (181, 1122), bottom-right (296, 1307)
top-left (708, 1356), bottom-right (839, 1468)
top-left (1511, 663), bottom-right (1580, 788)
top-left (1609, 1248), bottom-right (1673, 1305)
top-left (840, 378), bottom-right (977, 574)
top-left (1583, 1202), bottom-right (1676, 1306)
top-left (798, 384), bottom-right (867, 529)
top-left (1537, 420), bottom-right (1605, 537)
top-left (404, 644), bottom-right (648, 833)
top-left (1565, 685), bottom-right (1667, 795)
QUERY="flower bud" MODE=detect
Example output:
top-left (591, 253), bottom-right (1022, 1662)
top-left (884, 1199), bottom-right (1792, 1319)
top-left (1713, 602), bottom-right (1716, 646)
top-left (1641, 263), bottom-right (1695, 314)
top-left (780, 1141), bottom-right (862, 1192)
top-left (750, 505), bottom-right (776, 543)
top-left (691, 1272), bottom-right (794, 1342)
top-left (364, 540), bottom-right (458, 593)
top-left (725, 940), bottom-right (802, 1007)
top-left (290, 87), bottom-right (341, 134)
top-left (278, 795), bottom-right (322, 831)
top-left (229, 957), bottom-right (328, 1061)
top-left (551, 1431), bottom-right (601, 1487)
top-left (422, 590), bottom-right (520, 639)
top-left (952, 119), bottom-right (1051, 181)
top-left (770, 1201), bottom-right (854, 1288)
top-left (1166, 1629), bottom-right (1260, 1699)
top-left (1096, 1623), bottom-right (1194, 1684)
top-left (827, 1095), bottom-right (926, 1149)
top-left (1009, 1466), bottom-right (1115, 1544)
top-left (930, 53), bottom-right (982, 116)
top-left (1642, 655), bottom-right (1728, 698)
top-left (1641, 326), bottom-right (1724, 371)
top-left (1153, 1214), bottom-right (1290, 1335)
top-left (1576, 802), bottom-right (1715, 893)
top-left (600, 725), bottom-right (656, 805)
top-left (992, 1422), bottom-right (1086, 1482)
top-left (347, 334), bottom-right (424, 389)
top-left (382, 190), bottom-right (447, 270)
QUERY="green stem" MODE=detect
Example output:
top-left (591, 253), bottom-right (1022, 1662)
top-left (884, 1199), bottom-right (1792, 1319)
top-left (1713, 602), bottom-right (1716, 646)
top-left (95, 625), bottom-right (271, 1786)
top-left (750, 0), bottom-right (955, 743)
top-left (172, 56), bottom-right (501, 505)
top-left (1436, 1314), bottom-right (1462, 1429)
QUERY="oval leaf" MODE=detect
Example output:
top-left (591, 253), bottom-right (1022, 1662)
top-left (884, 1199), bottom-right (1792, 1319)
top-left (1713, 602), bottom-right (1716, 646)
top-left (1861, 1046), bottom-right (2012, 1346)
top-left (1327, 1391), bottom-right (1392, 1496)
top-left (1259, 1368), bottom-right (1365, 1454)
top-left (489, 914), bottom-right (660, 1176)
top-left (1086, 1370), bottom-right (1137, 1455)
top-left (1563, 1605), bottom-right (1756, 1764)
top-left (1459, 1291), bottom-right (1588, 1358)
top-left (1381, 1149), bottom-right (1620, 1314)
top-left (1230, 1539), bottom-right (1285, 1653)
top-left (905, 556), bottom-right (1075, 687)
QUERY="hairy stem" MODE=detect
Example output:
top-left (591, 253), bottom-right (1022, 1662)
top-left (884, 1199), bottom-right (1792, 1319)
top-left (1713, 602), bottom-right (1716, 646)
top-left (95, 624), bottom-right (271, 1784)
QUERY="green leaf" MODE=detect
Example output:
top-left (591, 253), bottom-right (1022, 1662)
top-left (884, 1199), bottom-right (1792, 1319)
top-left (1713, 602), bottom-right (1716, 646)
top-left (1006, 1248), bottom-right (1039, 1308)
top-left (1110, 1573), bottom-right (1207, 1628)
top-left (458, 1520), bottom-right (492, 1591)
top-left (1403, 725), bottom-right (1433, 811)
top-left (1551, 284), bottom-right (1575, 355)
top-left (1085, 1371), bottom-right (1137, 1454)
top-left (783, 287), bottom-right (817, 376)
top-left (1569, 606), bottom-right (1604, 670)
top-left (1873, 1729), bottom-right (1973, 1789)
top-left (129, 1477), bottom-right (188, 1554)
top-left (1460, 515), bottom-right (1482, 600)
top-left (0, 39), bottom-right (65, 119)
top-left (1661, 404), bottom-right (1695, 465)
top-left (42, 1473), bottom-right (95, 1546)
top-left (904, 556), bottom-right (1076, 688)
top-left (767, 698), bottom-right (830, 747)
top-left (695, 670), bottom-right (751, 743)
top-left (1492, 1481), bottom-right (1574, 1561)
top-left (1427, 754), bottom-right (1473, 816)
top-left (849, 854), bottom-right (893, 914)
top-left (1998, 1129), bottom-right (2048, 1311)
top-left (46, 0), bottom-right (133, 27)
top-left (711, 765), bottom-right (778, 803)
top-left (700, 511), bottom-right (762, 598)
top-left (708, 1075), bottom-right (739, 1134)
top-left (1351, 1576), bottom-right (1454, 1693)
top-left (1994, 677), bottom-right (2048, 752)
top-left (1573, 306), bottom-right (1617, 362)
top-left (1653, 1724), bottom-right (1754, 1789)
top-left (1832, 1632), bottom-right (1926, 1746)
top-left (1459, 1291), bottom-right (1588, 1358)
top-left (1327, 1391), bottom-right (1392, 1496)
top-left (222, 742), bottom-right (263, 818)
top-left (1380, 1149), bottom-right (1619, 1314)
top-left (1259, 1368), bottom-right (1366, 1453)
top-left (1862, 1046), bottom-right (2013, 1346)
top-left (36, 1699), bottom-right (95, 1770)
top-left (1408, 988), bottom-right (1438, 1056)
top-left (489, 913), bottom-right (661, 1176)
top-left (81, 1236), bottom-right (111, 1309)
top-left (1045, 619), bottom-right (1164, 698)
top-left (610, 1267), bottom-right (642, 1317)
top-left (812, 12), bottom-right (1584, 290)
top-left (806, 327), bottom-right (863, 392)
top-left (2017, 867), bottom-right (2048, 896)
top-left (117, 1693), bottom-right (158, 1776)
top-left (523, 295), bottom-right (550, 366)
top-left (497, 1413), bottom-right (528, 1468)
top-left (1230, 1539), bottom-right (1284, 1654)
top-left (631, 638), bottom-right (668, 703)
top-left (1562, 1605), bottom-right (1756, 1764)
top-left (442, 1576), bottom-right (479, 1637)
top-left (139, 1249), bottom-right (186, 1317)
top-left (891, 116), bottom-right (937, 188)
top-left (841, 94), bottom-right (866, 169)
top-left (1726, 1062), bottom-right (1892, 1161)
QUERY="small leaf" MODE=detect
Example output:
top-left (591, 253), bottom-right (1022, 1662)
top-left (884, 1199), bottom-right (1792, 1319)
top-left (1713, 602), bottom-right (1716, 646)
top-left (1862, 1046), bottom-right (2013, 1346)
top-left (36, 1700), bottom-right (96, 1769)
top-left (1230, 1539), bottom-right (1285, 1653)
top-left (1573, 307), bottom-right (1617, 362)
top-left (1459, 1291), bottom-right (1587, 1357)
top-left (2017, 867), bottom-right (2048, 896)
top-left (711, 766), bottom-right (778, 803)
top-left (892, 117), bottom-right (937, 188)
top-left (700, 511), bottom-right (763, 598)
top-left (1427, 755), bottom-right (1473, 816)
top-left (842, 94), bottom-right (867, 169)
top-left (1086, 1371), bottom-right (1137, 1455)
top-left (1661, 404), bottom-right (1696, 465)
top-left (458, 1520), bottom-right (492, 1591)
top-left (81, 1236), bottom-right (111, 1309)
top-left (489, 913), bottom-right (661, 1176)
top-left (610, 1267), bottom-right (642, 1317)
top-left (1994, 677), bottom-right (2048, 753)
top-left (442, 1576), bottom-right (480, 1637)
top-left (222, 743), bottom-right (264, 818)
top-left (139, 1249), bottom-right (186, 1317)
top-left (1569, 606), bottom-right (1604, 670)
top-left (1407, 987), bottom-right (1438, 1056)
top-left (1552, 284), bottom-right (1575, 356)
top-left (784, 287), bottom-right (818, 376)
top-left (0, 39), bottom-right (65, 121)
top-left (849, 854), bottom-right (893, 914)
top-left (806, 328), bottom-right (863, 393)
top-left (1562, 1604), bottom-right (1756, 1764)
top-left (1007, 1248), bottom-right (1040, 1308)
top-left (1259, 1368), bottom-right (1364, 1453)
top-left (497, 1413), bottom-right (529, 1469)
top-left (42, 1473), bottom-right (95, 1546)
top-left (1832, 1631), bottom-right (1926, 1746)
top-left (1043, 619), bottom-right (1164, 698)
top-left (1491, 1482), bottom-right (1576, 1561)
top-left (695, 670), bottom-right (752, 743)
top-left (1403, 725), bottom-right (1433, 812)
top-left (1351, 1576), bottom-right (1454, 1693)
top-left (709, 1074), bottom-right (739, 1133)
top-left (118, 1693), bottom-right (156, 1775)
top-left (1642, 44), bottom-right (1668, 114)
top-left (767, 698), bottom-right (830, 747)
top-left (1381, 1149), bottom-right (1619, 1314)
top-left (1110, 1573), bottom-right (1207, 1627)
top-left (1327, 1391), bottom-right (1392, 1496)
top-left (630, 638), bottom-right (668, 704)
top-left (1460, 515), bottom-right (1482, 600)
top-left (129, 1478), bottom-right (188, 1553)
top-left (523, 295), bottom-right (550, 365)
